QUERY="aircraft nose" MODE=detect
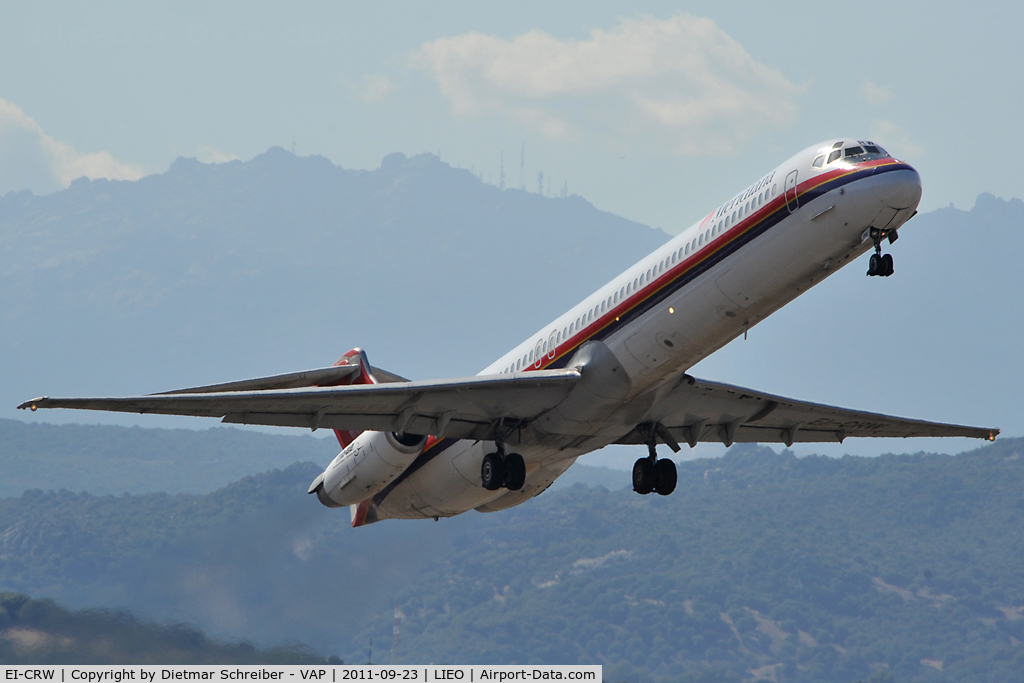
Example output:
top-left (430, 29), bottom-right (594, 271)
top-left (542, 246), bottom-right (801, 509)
top-left (874, 166), bottom-right (922, 210)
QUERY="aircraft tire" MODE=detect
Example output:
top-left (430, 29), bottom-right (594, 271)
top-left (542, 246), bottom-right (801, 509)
top-left (481, 453), bottom-right (505, 491)
top-left (632, 458), bottom-right (656, 495)
top-left (504, 453), bottom-right (527, 491)
top-left (882, 253), bottom-right (894, 276)
top-left (654, 459), bottom-right (677, 496)
top-left (868, 253), bottom-right (881, 276)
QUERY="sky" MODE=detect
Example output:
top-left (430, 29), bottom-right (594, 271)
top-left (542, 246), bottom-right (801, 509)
top-left (1, 1), bottom-right (1021, 465)
top-left (1, 1), bottom-right (1022, 232)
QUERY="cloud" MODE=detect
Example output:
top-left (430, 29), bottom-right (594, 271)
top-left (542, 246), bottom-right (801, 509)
top-left (871, 119), bottom-right (924, 159)
top-left (359, 74), bottom-right (394, 103)
top-left (196, 146), bottom-right (240, 164)
top-left (0, 98), bottom-right (144, 195)
top-left (414, 14), bottom-right (801, 154)
top-left (860, 80), bottom-right (892, 105)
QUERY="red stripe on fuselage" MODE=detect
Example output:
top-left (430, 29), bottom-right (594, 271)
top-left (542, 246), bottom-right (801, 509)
top-left (518, 158), bottom-right (908, 372)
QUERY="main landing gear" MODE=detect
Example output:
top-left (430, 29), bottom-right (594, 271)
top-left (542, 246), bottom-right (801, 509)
top-left (632, 425), bottom-right (677, 496)
top-left (867, 227), bottom-right (897, 277)
top-left (481, 420), bottom-right (526, 492)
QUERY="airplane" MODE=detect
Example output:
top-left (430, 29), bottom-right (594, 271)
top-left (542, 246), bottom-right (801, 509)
top-left (19, 138), bottom-right (999, 527)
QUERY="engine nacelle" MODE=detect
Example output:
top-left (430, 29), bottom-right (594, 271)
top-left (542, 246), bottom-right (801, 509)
top-left (313, 430), bottom-right (427, 508)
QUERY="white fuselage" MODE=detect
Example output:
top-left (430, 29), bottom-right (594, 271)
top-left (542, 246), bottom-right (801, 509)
top-left (320, 139), bottom-right (923, 524)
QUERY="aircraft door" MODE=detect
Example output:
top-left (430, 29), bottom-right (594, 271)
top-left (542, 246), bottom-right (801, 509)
top-left (784, 170), bottom-right (799, 212)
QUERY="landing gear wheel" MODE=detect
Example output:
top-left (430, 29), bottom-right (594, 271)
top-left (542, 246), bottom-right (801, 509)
top-left (654, 459), bottom-right (677, 496)
top-left (504, 453), bottom-right (526, 491)
top-left (868, 253), bottom-right (882, 277)
top-left (881, 253), bottom-right (894, 277)
top-left (632, 458), bottom-right (656, 495)
top-left (481, 453), bottom-right (505, 491)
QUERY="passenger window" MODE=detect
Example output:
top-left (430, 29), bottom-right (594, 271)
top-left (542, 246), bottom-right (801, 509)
top-left (812, 155), bottom-right (824, 168)
top-left (745, 201), bottom-right (750, 212)
top-left (529, 350), bottom-right (534, 362)
top-left (684, 243), bottom-right (690, 255)
top-left (613, 292), bottom-right (618, 304)
top-left (827, 150), bottom-right (841, 164)
top-left (705, 230), bottom-right (710, 241)
top-left (671, 253), bottom-right (677, 264)
top-left (698, 234), bottom-right (704, 246)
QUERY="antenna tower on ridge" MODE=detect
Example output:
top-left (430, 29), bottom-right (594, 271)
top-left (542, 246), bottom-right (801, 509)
top-left (390, 602), bottom-right (402, 665)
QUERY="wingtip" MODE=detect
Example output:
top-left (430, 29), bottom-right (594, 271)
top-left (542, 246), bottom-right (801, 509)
top-left (17, 397), bottom-right (48, 411)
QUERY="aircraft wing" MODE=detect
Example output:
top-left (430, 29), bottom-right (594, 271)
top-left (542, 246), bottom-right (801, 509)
top-left (18, 370), bottom-right (581, 441)
top-left (615, 376), bottom-right (998, 448)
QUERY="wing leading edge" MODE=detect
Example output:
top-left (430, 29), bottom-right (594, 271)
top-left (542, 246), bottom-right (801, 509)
top-left (18, 369), bottom-right (582, 442)
top-left (615, 376), bottom-right (998, 448)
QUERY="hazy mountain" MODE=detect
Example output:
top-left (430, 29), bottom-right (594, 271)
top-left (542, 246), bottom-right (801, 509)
top-left (1, 438), bottom-right (1022, 681)
top-left (1, 149), bottom-right (666, 428)
top-left (2, 147), bottom-right (1021, 455)
top-left (0, 418), bottom-right (338, 496)
top-left (0, 417), bottom-right (626, 497)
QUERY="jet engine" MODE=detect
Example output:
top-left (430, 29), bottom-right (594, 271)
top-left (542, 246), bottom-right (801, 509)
top-left (311, 430), bottom-right (427, 508)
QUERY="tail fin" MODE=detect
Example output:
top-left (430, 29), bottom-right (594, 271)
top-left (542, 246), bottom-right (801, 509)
top-left (317, 348), bottom-right (378, 448)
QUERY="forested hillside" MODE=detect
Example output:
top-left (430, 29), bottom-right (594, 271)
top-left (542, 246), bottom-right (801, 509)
top-left (1, 437), bottom-right (1022, 681)
top-left (0, 592), bottom-right (333, 664)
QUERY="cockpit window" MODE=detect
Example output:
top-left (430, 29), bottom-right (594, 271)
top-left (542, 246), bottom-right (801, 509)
top-left (844, 146), bottom-right (865, 157)
top-left (832, 141), bottom-right (843, 149)
top-left (864, 145), bottom-right (880, 154)
top-left (827, 150), bottom-right (841, 164)
top-left (812, 155), bottom-right (824, 168)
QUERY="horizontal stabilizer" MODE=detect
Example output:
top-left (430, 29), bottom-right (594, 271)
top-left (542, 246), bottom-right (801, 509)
top-left (154, 364), bottom-right (361, 395)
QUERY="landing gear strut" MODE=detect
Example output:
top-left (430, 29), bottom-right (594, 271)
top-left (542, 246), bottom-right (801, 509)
top-left (481, 419), bottom-right (526, 492)
top-left (632, 424), bottom-right (677, 496)
top-left (867, 227), bottom-right (897, 277)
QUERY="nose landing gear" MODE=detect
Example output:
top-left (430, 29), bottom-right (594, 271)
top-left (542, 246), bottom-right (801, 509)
top-left (867, 227), bottom-right (897, 277)
top-left (632, 423), bottom-right (678, 496)
top-left (481, 419), bottom-right (527, 492)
